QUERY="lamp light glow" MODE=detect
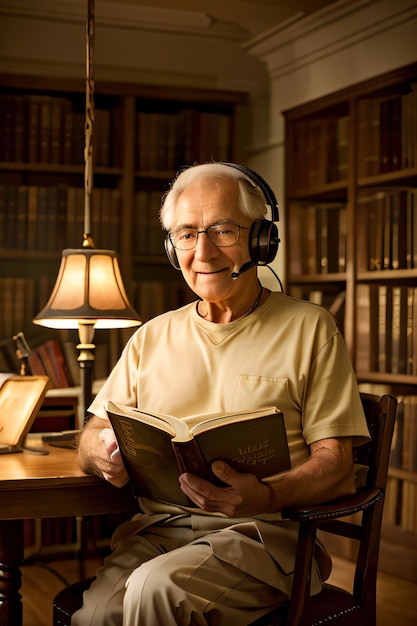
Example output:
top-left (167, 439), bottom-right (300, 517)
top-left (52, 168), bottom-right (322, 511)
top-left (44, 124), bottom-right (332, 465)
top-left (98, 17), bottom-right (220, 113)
top-left (33, 249), bottom-right (141, 330)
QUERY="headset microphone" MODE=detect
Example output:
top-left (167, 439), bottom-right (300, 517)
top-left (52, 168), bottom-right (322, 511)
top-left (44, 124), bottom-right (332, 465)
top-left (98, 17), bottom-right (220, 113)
top-left (231, 261), bottom-right (256, 280)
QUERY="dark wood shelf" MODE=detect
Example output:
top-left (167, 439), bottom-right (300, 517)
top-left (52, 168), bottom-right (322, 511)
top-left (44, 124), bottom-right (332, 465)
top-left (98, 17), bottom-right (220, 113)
top-left (284, 62), bottom-right (417, 580)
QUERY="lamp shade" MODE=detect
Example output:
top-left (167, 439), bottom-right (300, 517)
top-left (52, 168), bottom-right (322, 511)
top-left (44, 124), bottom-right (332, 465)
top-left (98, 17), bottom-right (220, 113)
top-left (33, 248), bottom-right (142, 330)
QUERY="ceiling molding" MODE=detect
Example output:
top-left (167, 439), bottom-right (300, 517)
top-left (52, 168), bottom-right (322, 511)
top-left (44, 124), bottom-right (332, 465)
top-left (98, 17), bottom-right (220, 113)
top-left (245, 0), bottom-right (417, 78)
top-left (0, 0), bottom-right (248, 41)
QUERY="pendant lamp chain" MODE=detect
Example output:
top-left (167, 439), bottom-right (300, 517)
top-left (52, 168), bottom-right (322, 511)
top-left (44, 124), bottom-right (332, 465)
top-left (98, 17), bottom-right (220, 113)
top-left (84, 0), bottom-right (95, 246)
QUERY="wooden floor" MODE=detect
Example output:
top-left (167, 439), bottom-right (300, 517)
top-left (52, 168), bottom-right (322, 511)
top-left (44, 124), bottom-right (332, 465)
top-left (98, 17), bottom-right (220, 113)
top-left (21, 554), bottom-right (417, 626)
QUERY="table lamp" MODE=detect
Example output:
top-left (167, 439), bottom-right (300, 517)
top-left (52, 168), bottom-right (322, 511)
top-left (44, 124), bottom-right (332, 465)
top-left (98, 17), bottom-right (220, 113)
top-left (33, 0), bottom-right (141, 421)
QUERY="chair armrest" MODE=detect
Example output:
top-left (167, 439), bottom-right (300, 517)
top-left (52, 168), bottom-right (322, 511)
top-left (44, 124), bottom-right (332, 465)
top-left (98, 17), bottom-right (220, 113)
top-left (281, 487), bottom-right (383, 523)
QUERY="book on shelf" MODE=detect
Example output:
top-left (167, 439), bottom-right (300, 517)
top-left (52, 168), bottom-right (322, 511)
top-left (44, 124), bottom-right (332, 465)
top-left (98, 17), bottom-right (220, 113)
top-left (384, 393), bottom-right (417, 534)
top-left (136, 108), bottom-right (233, 174)
top-left (325, 115), bottom-right (349, 183)
top-left (0, 94), bottom-right (15, 162)
top-left (0, 92), bottom-right (117, 166)
top-left (0, 183), bottom-right (124, 253)
top-left (14, 334), bottom-right (73, 389)
top-left (388, 396), bottom-right (404, 471)
top-left (383, 475), bottom-right (400, 527)
top-left (133, 190), bottom-right (166, 256)
top-left (290, 202), bottom-right (347, 276)
top-left (355, 284), bottom-right (372, 372)
top-left (357, 189), bottom-right (414, 272)
top-left (357, 88), bottom-right (417, 176)
top-left (391, 286), bottom-right (408, 375)
top-left (106, 402), bottom-right (290, 508)
top-left (0, 278), bottom-right (35, 341)
top-left (355, 284), bottom-right (416, 376)
top-left (289, 115), bottom-right (349, 190)
top-left (401, 480), bottom-right (417, 534)
top-left (401, 395), bottom-right (417, 474)
top-left (378, 285), bottom-right (392, 373)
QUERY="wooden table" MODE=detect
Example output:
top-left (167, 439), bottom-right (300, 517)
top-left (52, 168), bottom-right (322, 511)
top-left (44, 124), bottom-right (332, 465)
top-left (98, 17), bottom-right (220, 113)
top-left (0, 444), bottom-right (137, 626)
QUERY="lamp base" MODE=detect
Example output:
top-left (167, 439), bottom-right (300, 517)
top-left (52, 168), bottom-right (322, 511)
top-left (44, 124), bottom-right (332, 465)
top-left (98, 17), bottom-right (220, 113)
top-left (77, 325), bottom-right (96, 426)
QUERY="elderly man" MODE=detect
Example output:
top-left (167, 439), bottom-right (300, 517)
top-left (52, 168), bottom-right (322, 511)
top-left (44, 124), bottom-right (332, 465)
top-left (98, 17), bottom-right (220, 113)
top-left (74, 162), bottom-right (369, 626)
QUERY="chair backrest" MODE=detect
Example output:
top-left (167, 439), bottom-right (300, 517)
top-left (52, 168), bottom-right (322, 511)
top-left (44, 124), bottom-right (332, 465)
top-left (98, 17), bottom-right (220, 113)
top-left (320, 392), bottom-right (398, 622)
top-left (355, 393), bottom-right (397, 607)
top-left (354, 393), bottom-right (397, 492)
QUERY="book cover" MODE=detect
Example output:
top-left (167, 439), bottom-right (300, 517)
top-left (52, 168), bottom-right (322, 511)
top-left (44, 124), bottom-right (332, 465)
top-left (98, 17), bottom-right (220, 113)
top-left (0, 375), bottom-right (49, 450)
top-left (35, 340), bottom-right (71, 388)
top-left (43, 339), bottom-right (72, 388)
top-left (106, 403), bottom-right (290, 508)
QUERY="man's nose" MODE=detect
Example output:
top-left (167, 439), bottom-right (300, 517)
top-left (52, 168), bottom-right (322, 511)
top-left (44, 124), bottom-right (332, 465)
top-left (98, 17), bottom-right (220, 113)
top-left (194, 231), bottom-right (217, 257)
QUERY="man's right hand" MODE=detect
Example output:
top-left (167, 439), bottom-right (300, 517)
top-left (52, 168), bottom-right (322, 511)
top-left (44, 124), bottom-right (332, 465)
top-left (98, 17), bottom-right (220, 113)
top-left (77, 416), bottom-right (129, 488)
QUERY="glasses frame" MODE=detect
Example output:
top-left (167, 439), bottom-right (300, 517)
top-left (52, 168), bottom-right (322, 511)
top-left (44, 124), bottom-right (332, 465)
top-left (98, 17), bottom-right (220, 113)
top-left (168, 222), bottom-right (248, 251)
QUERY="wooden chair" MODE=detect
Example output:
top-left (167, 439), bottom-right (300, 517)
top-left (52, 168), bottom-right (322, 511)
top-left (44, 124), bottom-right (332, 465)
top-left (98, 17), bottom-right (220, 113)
top-left (53, 393), bottom-right (397, 626)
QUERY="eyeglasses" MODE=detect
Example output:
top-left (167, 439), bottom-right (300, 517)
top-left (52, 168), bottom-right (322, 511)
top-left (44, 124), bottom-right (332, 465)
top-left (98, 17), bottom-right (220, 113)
top-left (168, 223), bottom-right (248, 251)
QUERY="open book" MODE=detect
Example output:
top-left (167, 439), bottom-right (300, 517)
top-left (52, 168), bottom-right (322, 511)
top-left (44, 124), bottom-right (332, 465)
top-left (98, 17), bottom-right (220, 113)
top-left (106, 402), bottom-right (290, 507)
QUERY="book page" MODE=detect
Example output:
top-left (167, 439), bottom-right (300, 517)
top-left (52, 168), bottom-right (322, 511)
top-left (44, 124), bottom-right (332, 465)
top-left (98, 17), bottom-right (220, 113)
top-left (106, 402), bottom-right (186, 439)
top-left (184, 406), bottom-right (279, 437)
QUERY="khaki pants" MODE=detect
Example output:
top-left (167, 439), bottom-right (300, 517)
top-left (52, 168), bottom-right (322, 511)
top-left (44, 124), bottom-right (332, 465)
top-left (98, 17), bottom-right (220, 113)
top-left (72, 513), bottom-right (328, 626)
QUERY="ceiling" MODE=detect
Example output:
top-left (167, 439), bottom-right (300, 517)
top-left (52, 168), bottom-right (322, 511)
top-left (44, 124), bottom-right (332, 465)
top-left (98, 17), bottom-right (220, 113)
top-left (115, 0), bottom-right (339, 40)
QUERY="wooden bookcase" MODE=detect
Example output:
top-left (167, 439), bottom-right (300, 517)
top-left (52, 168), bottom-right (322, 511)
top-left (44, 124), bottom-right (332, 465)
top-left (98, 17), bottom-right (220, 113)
top-left (0, 74), bottom-right (247, 371)
top-left (0, 73), bottom-right (247, 554)
top-left (284, 62), bottom-right (417, 582)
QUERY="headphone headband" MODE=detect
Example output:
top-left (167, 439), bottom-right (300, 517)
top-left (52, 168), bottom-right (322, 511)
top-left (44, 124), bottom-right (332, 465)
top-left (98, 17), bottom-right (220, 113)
top-left (222, 162), bottom-right (279, 223)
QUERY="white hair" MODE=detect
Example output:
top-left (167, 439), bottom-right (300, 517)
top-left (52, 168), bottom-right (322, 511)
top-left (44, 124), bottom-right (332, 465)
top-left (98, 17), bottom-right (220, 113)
top-left (159, 163), bottom-right (268, 231)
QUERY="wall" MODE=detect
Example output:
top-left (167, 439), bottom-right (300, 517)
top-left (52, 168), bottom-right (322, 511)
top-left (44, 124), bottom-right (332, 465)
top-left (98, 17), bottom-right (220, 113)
top-left (246, 0), bottom-right (417, 286)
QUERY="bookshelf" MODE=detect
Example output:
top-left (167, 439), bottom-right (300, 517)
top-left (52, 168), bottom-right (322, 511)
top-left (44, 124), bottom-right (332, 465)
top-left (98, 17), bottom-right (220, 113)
top-left (284, 62), bottom-right (417, 582)
top-left (0, 74), bottom-right (247, 370)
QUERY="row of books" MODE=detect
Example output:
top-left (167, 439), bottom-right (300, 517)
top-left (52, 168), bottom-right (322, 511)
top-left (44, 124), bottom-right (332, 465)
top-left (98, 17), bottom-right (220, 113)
top-left (384, 476), bottom-right (417, 534)
top-left (0, 184), bottom-right (122, 252)
top-left (289, 288), bottom-right (346, 333)
top-left (0, 93), bottom-right (114, 166)
top-left (390, 395), bottom-right (417, 473)
top-left (133, 190), bottom-right (166, 256)
top-left (357, 188), bottom-right (417, 271)
top-left (136, 109), bottom-right (232, 173)
top-left (356, 284), bottom-right (417, 376)
top-left (289, 115), bottom-right (349, 190)
top-left (289, 203), bottom-right (347, 275)
top-left (383, 393), bottom-right (417, 534)
top-left (0, 277), bottom-right (35, 343)
top-left (25, 338), bottom-right (73, 388)
top-left (131, 279), bottom-right (195, 323)
top-left (357, 85), bottom-right (417, 178)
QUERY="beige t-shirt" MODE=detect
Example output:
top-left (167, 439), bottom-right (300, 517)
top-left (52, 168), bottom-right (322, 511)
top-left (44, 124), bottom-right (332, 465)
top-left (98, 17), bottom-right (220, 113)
top-left (89, 291), bottom-right (369, 513)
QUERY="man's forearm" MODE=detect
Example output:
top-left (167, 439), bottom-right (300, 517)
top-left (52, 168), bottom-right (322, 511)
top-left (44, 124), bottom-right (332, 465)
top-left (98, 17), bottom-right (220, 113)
top-left (266, 437), bottom-right (356, 513)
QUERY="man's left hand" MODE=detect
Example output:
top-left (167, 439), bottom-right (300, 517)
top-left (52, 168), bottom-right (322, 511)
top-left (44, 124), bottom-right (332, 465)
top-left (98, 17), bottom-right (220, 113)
top-left (178, 461), bottom-right (273, 516)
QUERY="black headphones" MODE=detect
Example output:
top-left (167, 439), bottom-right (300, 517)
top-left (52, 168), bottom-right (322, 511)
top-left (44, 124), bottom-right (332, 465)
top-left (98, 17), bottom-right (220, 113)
top-left (164, 163), bottom-right (280, 271)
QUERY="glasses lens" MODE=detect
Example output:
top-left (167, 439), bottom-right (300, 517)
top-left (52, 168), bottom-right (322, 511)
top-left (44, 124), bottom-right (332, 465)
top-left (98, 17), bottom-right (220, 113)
top-left (170, 224), bottom-right (240, 250)
top-left (171, 229), bottom-right (198, 250)
top-left (207, 224), bottom-right (240, 247)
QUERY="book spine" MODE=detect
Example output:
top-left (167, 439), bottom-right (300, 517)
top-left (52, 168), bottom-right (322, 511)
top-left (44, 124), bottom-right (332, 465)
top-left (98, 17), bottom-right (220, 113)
top-left (172, 439), bottom-right (212, 482)
top-left (44, 339), bottom-right (71, 388)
